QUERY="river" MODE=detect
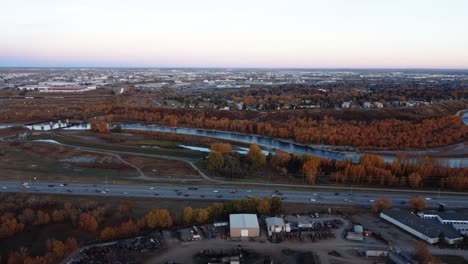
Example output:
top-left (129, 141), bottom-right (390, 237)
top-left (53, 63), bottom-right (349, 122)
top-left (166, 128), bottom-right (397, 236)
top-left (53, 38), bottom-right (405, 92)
top-left (15, 118), bottom-right (467, 168)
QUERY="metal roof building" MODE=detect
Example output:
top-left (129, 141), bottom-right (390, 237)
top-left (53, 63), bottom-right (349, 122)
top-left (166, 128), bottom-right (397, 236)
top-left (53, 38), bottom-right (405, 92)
top-left (381, 209), bottom-right (462, 244)
top-left (229, 214), bottom-right (260, 238)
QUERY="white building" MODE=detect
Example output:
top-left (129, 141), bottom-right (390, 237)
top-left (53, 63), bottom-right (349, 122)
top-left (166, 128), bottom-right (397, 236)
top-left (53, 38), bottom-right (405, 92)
top-left (380, 210), bottom-right (463, 244)
top-left (418, 212), bottom-right (468, 235)
top-left (265, 217), bottom-right (286, 236)
top-left (229, 214), bottom-right (260, 238)
top-left (363, 102), bottom-right (372, 109)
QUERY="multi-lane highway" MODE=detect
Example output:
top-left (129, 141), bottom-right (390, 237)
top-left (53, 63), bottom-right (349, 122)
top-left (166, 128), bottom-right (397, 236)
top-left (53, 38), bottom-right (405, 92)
top-left (1, 181), bottom-right (467, 208)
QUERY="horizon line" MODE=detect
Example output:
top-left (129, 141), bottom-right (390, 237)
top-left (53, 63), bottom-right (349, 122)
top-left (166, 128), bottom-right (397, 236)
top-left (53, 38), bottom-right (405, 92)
top-left (1, 66), bottom-right (468, 71)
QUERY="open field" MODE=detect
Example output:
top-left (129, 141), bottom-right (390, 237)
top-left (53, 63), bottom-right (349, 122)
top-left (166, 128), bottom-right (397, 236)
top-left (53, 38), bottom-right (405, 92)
top-left (27, 132), bottom-right (206, 160)
top-left (0, 141), bottom-right (200, 184)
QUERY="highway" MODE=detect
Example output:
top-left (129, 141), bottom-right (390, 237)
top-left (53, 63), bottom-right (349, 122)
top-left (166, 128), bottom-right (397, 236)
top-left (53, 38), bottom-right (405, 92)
top-left (1, 181), bottom-right (467, 209)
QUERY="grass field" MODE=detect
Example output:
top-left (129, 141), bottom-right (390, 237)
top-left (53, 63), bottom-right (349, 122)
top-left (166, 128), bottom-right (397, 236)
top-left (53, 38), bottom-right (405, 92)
top-left (28, 132), bottom-right (205, 160)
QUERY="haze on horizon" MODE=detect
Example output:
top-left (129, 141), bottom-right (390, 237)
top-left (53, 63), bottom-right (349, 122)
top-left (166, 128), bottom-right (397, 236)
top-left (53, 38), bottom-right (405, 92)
top-left (1, 0), bottom-right (468, 69)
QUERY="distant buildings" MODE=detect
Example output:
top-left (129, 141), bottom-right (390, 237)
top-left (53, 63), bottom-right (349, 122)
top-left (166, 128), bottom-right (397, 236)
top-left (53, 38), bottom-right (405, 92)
top-left (341, 102), bottom-right (351, 108)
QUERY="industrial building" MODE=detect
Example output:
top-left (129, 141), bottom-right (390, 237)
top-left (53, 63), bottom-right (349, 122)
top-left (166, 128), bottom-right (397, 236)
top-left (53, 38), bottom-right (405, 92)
top-left (265, 217), bottom-right (289, 236)
top-left (418, 211), bottom-right (468, 235)
top-left (380, 209), bottom-right (463, 244)
top-left (229, 214), bottom-right (260, 238)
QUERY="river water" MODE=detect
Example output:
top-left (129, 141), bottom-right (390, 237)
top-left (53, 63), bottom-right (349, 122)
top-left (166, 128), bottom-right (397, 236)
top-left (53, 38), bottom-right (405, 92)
top-left (7, 116), bottom-right (463, 168)
top-left (37, 122), bottom-right (464, 168)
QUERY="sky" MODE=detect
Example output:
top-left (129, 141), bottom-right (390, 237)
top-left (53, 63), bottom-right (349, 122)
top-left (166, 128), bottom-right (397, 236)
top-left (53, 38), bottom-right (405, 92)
top-left (1, 0), bottom-right (468, 68)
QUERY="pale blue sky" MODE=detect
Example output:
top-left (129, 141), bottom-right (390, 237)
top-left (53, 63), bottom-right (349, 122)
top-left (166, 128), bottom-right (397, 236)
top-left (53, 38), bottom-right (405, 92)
top-left (1, 0), bottom-right (467, 68)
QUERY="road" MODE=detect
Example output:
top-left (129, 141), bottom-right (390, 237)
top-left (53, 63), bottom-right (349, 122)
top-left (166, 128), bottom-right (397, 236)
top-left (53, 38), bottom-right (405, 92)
top-left (1, 181), bottom-right (467, 208)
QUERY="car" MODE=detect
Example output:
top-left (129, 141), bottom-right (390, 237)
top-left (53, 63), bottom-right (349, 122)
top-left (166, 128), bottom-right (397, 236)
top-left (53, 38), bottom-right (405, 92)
top-left (188, 187), bottom-right (198, 190)
top-left (35, 188), bottom-right (40, 191)
top-left (229, 190), bottom-right (237, 193)
top-left (200, 195), bottom-right (205, 198)
top-left (149, 187), bottom-right (155, 190)
top-left (400, 201), bottom-right (406, 204)
top-left (100, 191), bottom-right (107, 194)
top-left (425, 197), bottom-right (432, 201)
top-left (312, 193), bottom-right (318, 196)
top-left (154, 193), bottom-right (160, 196)
top-left (184, 194), bottom-right (190, 197)
top-left (177, 192), bottom-right (183, 196)
top-left (48, 185), bottom-right (54, 187)
top-left (59, 184), bottom-right (65, 187)
top-left (216, 195), bottom-right (223, 198)
top-left (310, 198), bottom-right (316, 202)
top-left (66, 189), bottom-right (72, 193)
top-left (213, 190), bottom-right (219, 193)
top-left (334, 192), bottom-right (339, 195)
top-left (369, 199), bottom-right (375, 203)
top-left (1, 186), bottom-right (7, 189)
top-left (246, 190), bottom-right (252, 193)
top-left (122, 192), bottom-right (128, 195)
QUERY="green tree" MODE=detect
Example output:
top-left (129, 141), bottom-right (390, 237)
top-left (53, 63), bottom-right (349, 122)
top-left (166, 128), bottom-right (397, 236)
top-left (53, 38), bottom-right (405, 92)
top-left (247, 144), bottom-right (266, 169)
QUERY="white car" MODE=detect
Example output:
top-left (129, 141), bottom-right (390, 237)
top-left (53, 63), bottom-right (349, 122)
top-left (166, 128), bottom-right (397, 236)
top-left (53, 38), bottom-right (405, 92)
top-left (149, 187), bottom-right (155, 190)
top-left (310, 198), bottom-right (316, 202)
top-left (59, 184), bottom-right (65, 187)
top-left (100, 191), bottom-right (107, 194)
top-left (213, 190), bottom-right (219, 193)
top-left (369, 199), bottom-right (375, 203)
top-left (122, 192), bottom-right (128, 195)
top-left (425, 197), bottom-right (432, 201)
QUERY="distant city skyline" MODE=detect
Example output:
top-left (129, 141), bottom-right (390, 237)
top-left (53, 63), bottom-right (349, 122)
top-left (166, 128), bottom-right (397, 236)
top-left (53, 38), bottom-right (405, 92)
top-left (1, 0), bottom-right (468, 69)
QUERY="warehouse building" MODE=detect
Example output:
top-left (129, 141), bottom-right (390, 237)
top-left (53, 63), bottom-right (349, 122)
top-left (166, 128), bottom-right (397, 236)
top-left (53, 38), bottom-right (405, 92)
top-left (418, 211), bottom-right (468, 235)
top-left (380, 209), bottom-right (463, 244)
top-left (229, 214), bottom-right (260, 238)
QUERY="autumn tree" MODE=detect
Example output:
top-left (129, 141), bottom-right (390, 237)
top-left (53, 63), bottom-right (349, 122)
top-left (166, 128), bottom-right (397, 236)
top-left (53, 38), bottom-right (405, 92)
top-left (409, 197), bottom-right (427, 212)
top-left (145, 209), bottom-right (173, 229)
top-left (65, 237), bottom-right (78, 252)
top-left (207, 152), bottom-right (224, 174)
top-left (183, 207), bottom-right (193, 225)
top-left (52, 210), bottom-right (66, 223)
top-left (210, 143), bottom-right (232, 153)
top-left (413, 241), bottom-right (441, 264)
top-left (247, 144), bottom-right (266, 169)
top-left (270, 196), bottom-right (284, 215)
top-left (78, 213), bottom-right (99, 233)
top-left (194, 208), bottom-right (209, 224)
top-left (208, 202), bottom-right (225, 221)
top-left (372, 198), bottom-right (393, 214)
top-left (101, 227), bottom-right (117, 241)
top-left (35, 210), bottom-right (50, 225)
top-left (409, 172), bottom-right (423, 188)
top-left (303, 158), bottom-right (321, 184)
top-left (51, 240), bottom-right (66, 260)
top-left (256, 197), bottom-right (271, 215)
